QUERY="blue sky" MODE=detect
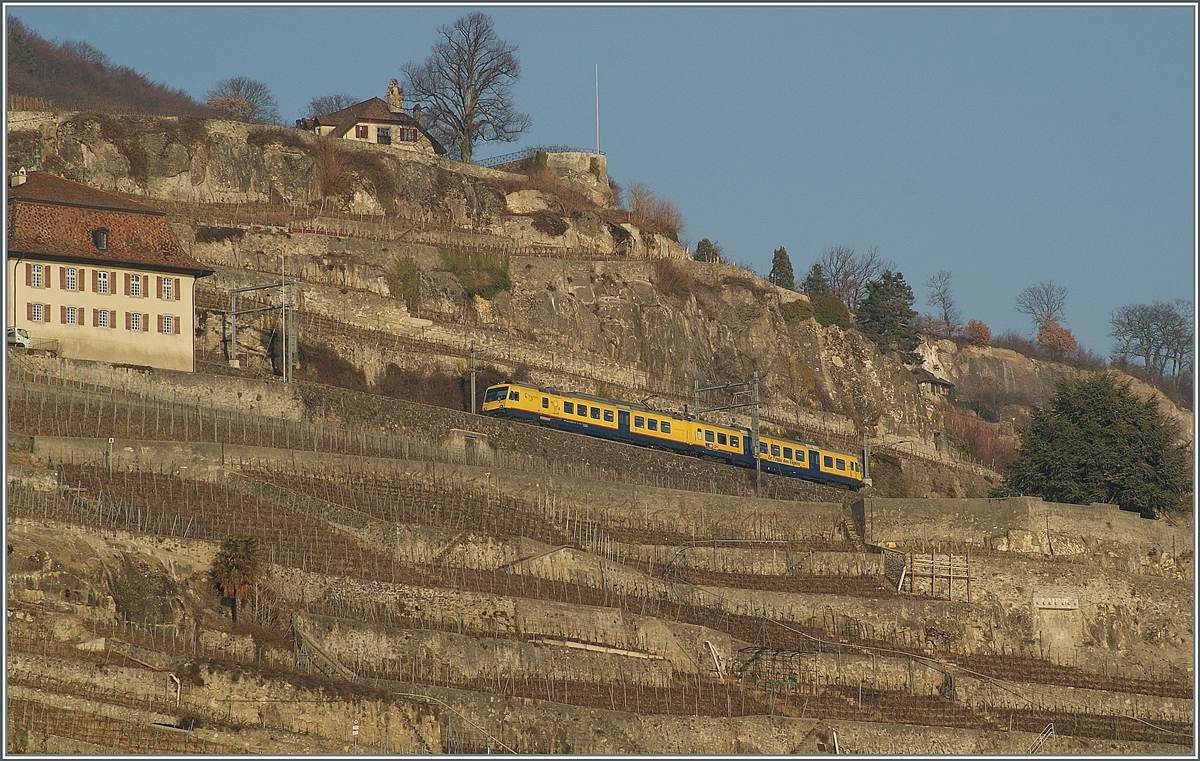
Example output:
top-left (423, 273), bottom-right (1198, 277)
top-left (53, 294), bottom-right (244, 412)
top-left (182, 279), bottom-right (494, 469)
top-left (7, 3), bottom-right (1196, 357)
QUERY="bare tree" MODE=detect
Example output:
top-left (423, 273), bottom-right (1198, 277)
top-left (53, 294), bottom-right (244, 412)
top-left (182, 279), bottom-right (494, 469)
top-left (819, 245), bottom-right (892, 312)
top-left (626, 181), bottom-right (684, 237)
top-left (206, 76), bottom-right (281, 125)
top-left (1015, 280), bottom-right (1068, 330)
top-left (1110, 299), bottom-right (1194, 384)
top-left (923, 270), bottom-right (961, 338)
top-left (304, 92), bottom-right (359, 119)
top-left (402, 12), bottom-right (531, 164)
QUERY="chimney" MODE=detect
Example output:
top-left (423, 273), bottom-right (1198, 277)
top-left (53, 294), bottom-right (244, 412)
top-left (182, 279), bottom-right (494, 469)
top-left (9, 167), bottom-right (27, 187)
top-left (386, 79), bottom-right (403, 113)
top-left (413, 103), bottom-right (423, 124)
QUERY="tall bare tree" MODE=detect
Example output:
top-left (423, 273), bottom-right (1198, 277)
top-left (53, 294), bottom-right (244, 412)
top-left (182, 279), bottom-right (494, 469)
top-left (1110, 299), bottom-right (1194, 384)
top-left (1015, 280), bottom-right (1068, 330)
top-left (923, 270), bottom-right (961, 338)
top-left (819, 245), bottom-right (892, 312)
top-left (402, 12), bottom-right (531, 164)
top-left (304, 92), bottom-right (359, 119)
top-left (206, 76), bottom-right (280, 125)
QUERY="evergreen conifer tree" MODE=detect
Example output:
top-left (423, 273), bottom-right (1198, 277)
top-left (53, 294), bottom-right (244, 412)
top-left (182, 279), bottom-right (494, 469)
top-left (800, 263), bottom-right (834, 299)
top-left (856, 270), bottom-right (921, 364)
top-left (768, 247), bottom-right (795, 290)
top-left (693, 238), bottom-right (722, 263)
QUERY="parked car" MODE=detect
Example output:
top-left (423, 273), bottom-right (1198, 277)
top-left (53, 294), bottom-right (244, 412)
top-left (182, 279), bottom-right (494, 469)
top-left (7, 327), bottom-right (31, 348)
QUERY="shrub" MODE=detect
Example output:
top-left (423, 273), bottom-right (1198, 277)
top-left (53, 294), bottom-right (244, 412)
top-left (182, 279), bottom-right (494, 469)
top-left (246, 127), bottom-right (308, 150)
top-left (651, 258), bottom-right (694, 301)
top-left (965, 318), bottom-right (991, 346)
top-left (295, 341), bottom-right (367, 391)
top-left (780, 299), bottom-right (813, 327)
top-left (194, 225), bottom-right (244, 244)
top-left (812, 295), bottom-right (851, 329)
top-left (437, 248), bottom-right (511, 300)
top-left (313, 137), bottom-right (351, 199)
top-left (530, 211), bottom-right (568, 237)
top-left (386, 257), bottom-right (421, 311)
top-left (625, 181), bottom-right (684, 239)
top-left (377, 364), bottom-right (463, 410)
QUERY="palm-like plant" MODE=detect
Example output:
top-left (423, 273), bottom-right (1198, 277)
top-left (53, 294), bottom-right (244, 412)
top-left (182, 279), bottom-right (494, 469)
top-left (211, 532), bottom-right (264, 623)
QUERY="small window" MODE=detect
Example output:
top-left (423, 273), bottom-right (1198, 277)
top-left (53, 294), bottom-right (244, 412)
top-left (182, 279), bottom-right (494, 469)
top-left (717, 433), bottom-right (727, 446)
top-left (400, 127), bottom-right (418, 142)
top-left (783, 447), bottom-right (793, 460)
top-left (162, 314), bottom-right (176, 334)
top-left (508, 390), bottom-right (520, 401)
top-left (130, 312), bottom-right (144, 332)
top-left (590, 407), bottom-right (600, 420)
top-left (836, 459), bottom-right (846, 471)
top-left (635, 416), bottom-right (645, 428)
top-left (647, 419), bottom-right (658, 431)
top-left (795, 450), bottom-right (805, 463)
top-left (824, 455), bottom-right (833, 468)
top-left (729, 435), bottom-right (738, 448)
top-left (92, 229), bottom-right (108, 250)
top-left (65, 267), bottom-right (78, 291)
top-left (564, 401), bottom-right (574, 414)
top-left (355, 125), bottom-right (369, 139)
top-left (578, 405), bottom-right (588, 417)
top-left (30, 303), bottom-right (44, 322)
top-left (64, 306), bottom-right (79, 325)
top-left (542, 397), bottom-right (549, 409)
top-left (771, 444), bottom-right (781, 457)
top-left (30, 265), bottom-right (44, 289)
top-left (759, 442), bottom-right (768, 454)
top-left (377, 127), bottom-right (391, 144)
top-left (97, 309), bottom-right (110, 329)
top-left (96, 270), bottom-right (109, 294)
top-left (162, 277), bottom-right (175, 301)
top-left (661, 421), bottom-right (671, 434)
top-left (603, 409), bottom-right (614, 422)
top-left (130, 274), bottom-right (143, 298)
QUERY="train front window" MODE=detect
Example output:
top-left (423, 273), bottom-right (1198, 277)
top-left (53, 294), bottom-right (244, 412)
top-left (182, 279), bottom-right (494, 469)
top-left (484, 386), bottom-right (509, 403)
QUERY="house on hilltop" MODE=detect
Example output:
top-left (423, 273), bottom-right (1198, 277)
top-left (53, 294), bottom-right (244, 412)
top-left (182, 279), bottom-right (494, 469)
top-left (297, 80), bottom-right (446, 156)
top-left (6, 169), bottom-right (214, 371)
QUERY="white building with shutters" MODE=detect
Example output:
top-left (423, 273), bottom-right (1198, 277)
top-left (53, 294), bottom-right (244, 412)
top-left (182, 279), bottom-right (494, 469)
top-left (7, 171), bottom-right (213, 371)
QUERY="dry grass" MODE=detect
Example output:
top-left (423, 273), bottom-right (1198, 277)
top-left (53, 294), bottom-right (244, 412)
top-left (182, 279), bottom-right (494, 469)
top-left (625, 181), bottom-right (684, 239)
top-left (651, 258), bottom-right (694, 301)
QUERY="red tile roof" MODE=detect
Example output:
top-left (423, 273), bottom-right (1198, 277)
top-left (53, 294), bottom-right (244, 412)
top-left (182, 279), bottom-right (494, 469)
top-left (7, 172), bottom-right (213, 276)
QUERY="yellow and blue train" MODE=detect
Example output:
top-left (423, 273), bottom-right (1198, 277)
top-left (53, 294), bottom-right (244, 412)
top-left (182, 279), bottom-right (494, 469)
top-left (482, 382), bottom-right (863, 490)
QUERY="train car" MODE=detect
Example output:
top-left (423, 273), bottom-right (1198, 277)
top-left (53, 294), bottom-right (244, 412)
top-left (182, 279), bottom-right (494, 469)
top-left (482, 382), bottom-right (863, 490)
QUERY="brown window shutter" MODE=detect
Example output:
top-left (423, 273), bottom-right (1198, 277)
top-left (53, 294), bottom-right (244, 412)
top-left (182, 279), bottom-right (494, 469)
top-left (125, 311), bottom-right (131, 330)
top-left (110, 272), bottom-right (117, 295)
top-left (124, 273), bottom-right (131, 296)
top-left (176, 316), bottom-right (182, 334)
top-left (25, 263), bottom-right (31, 287)
top-left (93, 309), bottom-right (99, 327)
top-left (157, 314), bottom-right (164, 333)
top-left (59, 267), bottom-right (65, 289)
top-left (77, 269), bottom-right (85, 290)
top-left (60, 305), bottom-right (67, 324)
top-left (26, 303), bottom-right (33, 321)
top-left (157, 276), bottom-right (163, 299)
top-left (174, 278), bottom-right (181, 301)
top-left (92, 270), bottom-right (99, 292)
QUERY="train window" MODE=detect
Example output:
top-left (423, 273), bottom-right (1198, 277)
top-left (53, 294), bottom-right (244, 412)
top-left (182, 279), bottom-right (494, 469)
top-left (824, 455), bottom-right (833, 468)
top-left (564, 402), bottom-right (574, 414)
top-left (484, 386), bottom-right (508, 403)
top-left (509, 390), bottom-right (520, 401)
top-left (729, 435), bottom-right (738, 448)
top-left (795, 450), bottom-right (805, 463)
top-left (771, 444), bottom-right (781, 457)
top-left (542, 397), bottom-right (549, 409)
top-left (850, 461), bottom-right (857, 472)
top-left (647, 419), bottom-right (658, 431)
top-left (759, 442), bottom-right (768, 454)
top-left (704, 430), bottom-right (714, 443)
top-left (783, 447), bottom-right (792, 459)
top-left (661, 421), bottom-right (671, 433)
top-left (603, 409), bottom-right (614, 422)
top-left (635, 416), bottom-right (645, 428)
top-left (591, 407), bottom-right (601, 419)
top-left (836, 458), bottom-right (846, 470)
top-left (578, 405), bottom-right (588, 417)
top-left (717, 433), bottom-right (727, 446)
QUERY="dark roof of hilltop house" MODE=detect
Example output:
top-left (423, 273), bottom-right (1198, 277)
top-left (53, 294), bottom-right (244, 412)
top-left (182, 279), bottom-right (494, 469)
top-left (312, 97), bottom-right (447, 155)
top-left (912, 367), bottom-right (954, 388)
top-left (7, 172), bottom-right (214, 276)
